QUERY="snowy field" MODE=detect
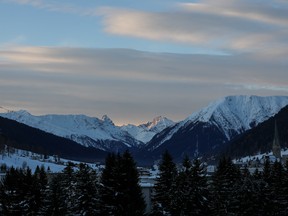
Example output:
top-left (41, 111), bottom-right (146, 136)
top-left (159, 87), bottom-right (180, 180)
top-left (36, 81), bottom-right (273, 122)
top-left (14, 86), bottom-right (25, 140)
top-left (0, 148), bottom-right (98, 173)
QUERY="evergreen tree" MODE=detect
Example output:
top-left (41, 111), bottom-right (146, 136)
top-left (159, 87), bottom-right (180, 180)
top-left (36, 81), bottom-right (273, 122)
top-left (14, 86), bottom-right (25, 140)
top-left (21, 167), bottom-right (39, 215)
top-left (170, 156), bottom-right (210, 216)
top-left (259, 158), bottom-right (275, 215)
top-left (100, 151), bottom-right (146, 216)
top-left (189, 158), bottom-right (210, 215)
top-left (39, 174), bottom-right (68, 216)
top-left (152, 150), bottom-right (177, 215)
top-left (61, 162), bottom-right (76, 214)
top-left (73, 163), bottom-right (100, 216)
top-left (99, 153), bottom-right (118, 215)
top-left (263, 158), bottom-right (272, 184)
top-left (0, 166), bottom-right (17, 215)
top-left (33, 165), bottom-right (48, 214)
top-left (280, 160), bottom-right (288, 215)
top-left (0, 166), bottom-right (42, 215)
top-left (270, 160), bottom-right (288, 215)
top-left (233, 166), bottom-right (266, 216)
top-left (211, 157), bottom-right (241, 215)
top-left (116, 151), bottom-right (146, 216)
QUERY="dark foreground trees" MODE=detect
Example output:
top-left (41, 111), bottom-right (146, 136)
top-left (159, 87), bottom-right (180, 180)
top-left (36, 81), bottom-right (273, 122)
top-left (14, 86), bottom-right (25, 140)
top-left (100, 151), bottom-right (146, 216)
top-left (151, 153), bottom-right (288, 216)
top-left (0, 151), bottom-right (146, 216)
top-left (152, 153), bottom-right (210, 216)
top-left (151, 150), bottom-right (177, 215)
top-left (2, 152), bottom-right (288, 216)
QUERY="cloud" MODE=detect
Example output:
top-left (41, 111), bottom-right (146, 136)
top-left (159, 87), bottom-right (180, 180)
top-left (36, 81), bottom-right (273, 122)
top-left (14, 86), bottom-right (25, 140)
top-left (99, 0), bottom-right (288, 57)
top-left (1, 46), bottom-right (288, 124)
top-left (0, 0), bottom-right (97, 16)
top-left (4, 0), bottom-right (288, 58)
top-left (229, 83), bottom-right (288, 92)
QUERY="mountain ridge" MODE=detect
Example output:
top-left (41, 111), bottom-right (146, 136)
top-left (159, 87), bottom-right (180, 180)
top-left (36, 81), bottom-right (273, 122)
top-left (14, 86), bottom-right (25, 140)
top-left (1, 95), bottom-right (288, 162)
top-left (143, 95), bottom-right (288, 161)
top-left (225, 105), bottom-right (288, 158)
top-left (0, 109), bottom-right (174, 151)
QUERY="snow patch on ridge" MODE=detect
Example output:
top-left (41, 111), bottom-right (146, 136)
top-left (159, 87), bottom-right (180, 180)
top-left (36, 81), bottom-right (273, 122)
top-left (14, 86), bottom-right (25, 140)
top-left (121, 116), bottom-right (175, 143)
top-left (0, 111), bottom-right (139, 149)
top-left (156, 95), bottom-right (288, 147)
top-left (0, 111), bottom-right (174, 149)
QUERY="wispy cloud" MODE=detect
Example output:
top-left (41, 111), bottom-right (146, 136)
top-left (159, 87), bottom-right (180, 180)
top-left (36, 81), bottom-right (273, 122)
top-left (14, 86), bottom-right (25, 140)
top-left (99, 0), bottom-right (288, 57)
top-left (4, 0), bottom-right (288, 58)
top-left (229, 83), bottom-right (288, 92)
top-left (2, 0), bottom-right (65, 11)
top-left (242, 84), bottom-right (288, 92)
top-left (0, 0), bottom-right (97, 16)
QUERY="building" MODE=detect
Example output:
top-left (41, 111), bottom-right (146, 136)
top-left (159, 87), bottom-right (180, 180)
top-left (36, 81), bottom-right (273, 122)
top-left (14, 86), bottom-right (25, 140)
top-left (140, 175), bottom-right (156, 213)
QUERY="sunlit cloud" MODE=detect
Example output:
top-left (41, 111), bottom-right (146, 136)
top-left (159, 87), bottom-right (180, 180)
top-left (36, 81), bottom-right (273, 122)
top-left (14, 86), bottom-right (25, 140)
top-left (181, 0), bottom-right (288, 26)
top-left (1, 47), bottom-right (71, 64)
top-left (99, 0), bottom-right (288, 57)
top-left (3, 0), bottom-right (288, 58)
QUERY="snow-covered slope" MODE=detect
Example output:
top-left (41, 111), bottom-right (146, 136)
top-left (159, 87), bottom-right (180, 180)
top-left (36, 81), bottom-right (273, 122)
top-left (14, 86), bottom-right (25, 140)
top-left (141, 116), bottom-right (175, 133)
top-left (121, 116), bottom-right (175, 143)
top-left (0, 110), bottom-right (174, 151)
top-left (187, 95), bottom-right (288, 139)
top-left (0, 110), bottom-right (142, 151)
top-left (0, 148), bottom-right (66, 173)
top-left (0, 147), bottom-right (98, 173)
top-left (2, 95), bottom-right (288, 158)
top-left (148, 95), bottom-right (288, 151)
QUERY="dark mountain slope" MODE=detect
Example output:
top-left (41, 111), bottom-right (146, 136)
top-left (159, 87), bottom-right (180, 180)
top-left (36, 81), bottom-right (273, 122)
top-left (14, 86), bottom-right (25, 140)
top-left (0, 116), bottom-right (107, 162)
top-left (141, 96), bottom-right (288, 163)
top-left (139, 121), bottom-right (227, 163)
top-left (225, 105), bottom-right (288, 158)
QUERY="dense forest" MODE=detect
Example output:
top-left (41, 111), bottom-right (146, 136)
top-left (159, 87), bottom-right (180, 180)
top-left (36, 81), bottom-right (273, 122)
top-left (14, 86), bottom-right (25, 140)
top-left (226, 106), bottom-right (288, 158)
top-left (1, 151), bottom-right (288, 215)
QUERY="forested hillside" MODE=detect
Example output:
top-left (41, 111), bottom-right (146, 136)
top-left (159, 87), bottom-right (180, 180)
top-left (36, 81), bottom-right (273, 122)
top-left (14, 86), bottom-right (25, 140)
top-left (225, 105), bottom-right (288, 158)
top-left (0, 116), bottom-right (107, 162)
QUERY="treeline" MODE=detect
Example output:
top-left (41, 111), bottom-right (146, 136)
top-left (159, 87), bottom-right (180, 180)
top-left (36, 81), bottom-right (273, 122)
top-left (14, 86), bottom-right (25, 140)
top-left (226, 106), bottom-right (288, 159)
top-left (152, 151), bottom-right (288, 216)
top-left (2, 151), bottom-right (288, 216)
top-left (0, 151), bottom-right (146, 216)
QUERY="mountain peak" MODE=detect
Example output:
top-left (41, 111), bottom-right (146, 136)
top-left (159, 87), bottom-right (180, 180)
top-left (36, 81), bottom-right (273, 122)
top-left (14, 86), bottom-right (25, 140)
top-left (148, 116), bottom-right (164, 129)
top-left (184, 95), bottom-right (288, 139)
top-left (101, 115), bottom-right (114, 125)
top-left (143, 116), bottom-right (175, 132)
top-left (16, 110), bottom-right (32, 116)
top-left (0, 109), bottom-right (32, 120)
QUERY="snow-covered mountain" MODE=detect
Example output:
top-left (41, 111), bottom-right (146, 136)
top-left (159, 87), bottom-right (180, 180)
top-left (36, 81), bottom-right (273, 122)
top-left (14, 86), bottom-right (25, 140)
top-left (2, 95), bottom-right (288, 161)
top-left (121, 116), bottom-right (175, 143)
top-left (185, 95), bottom-right (288, 139)
top-left (144, 95), bottom-right (288, 160)
top-left (0, 110), bottom-right (142, 151)
top-left (0, 110), bottom-right (174, 151)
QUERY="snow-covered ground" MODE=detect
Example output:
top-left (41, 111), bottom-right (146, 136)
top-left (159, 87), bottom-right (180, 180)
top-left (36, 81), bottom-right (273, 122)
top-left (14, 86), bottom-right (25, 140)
top-left (233, 149), bottom-right (288, 167)
top-left (0, 148), bottom-right (98, 173)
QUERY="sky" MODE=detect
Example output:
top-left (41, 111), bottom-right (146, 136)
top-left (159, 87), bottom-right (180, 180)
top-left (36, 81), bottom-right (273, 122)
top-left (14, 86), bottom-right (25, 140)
top-left (0, 0), bottom-right (288, 125)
